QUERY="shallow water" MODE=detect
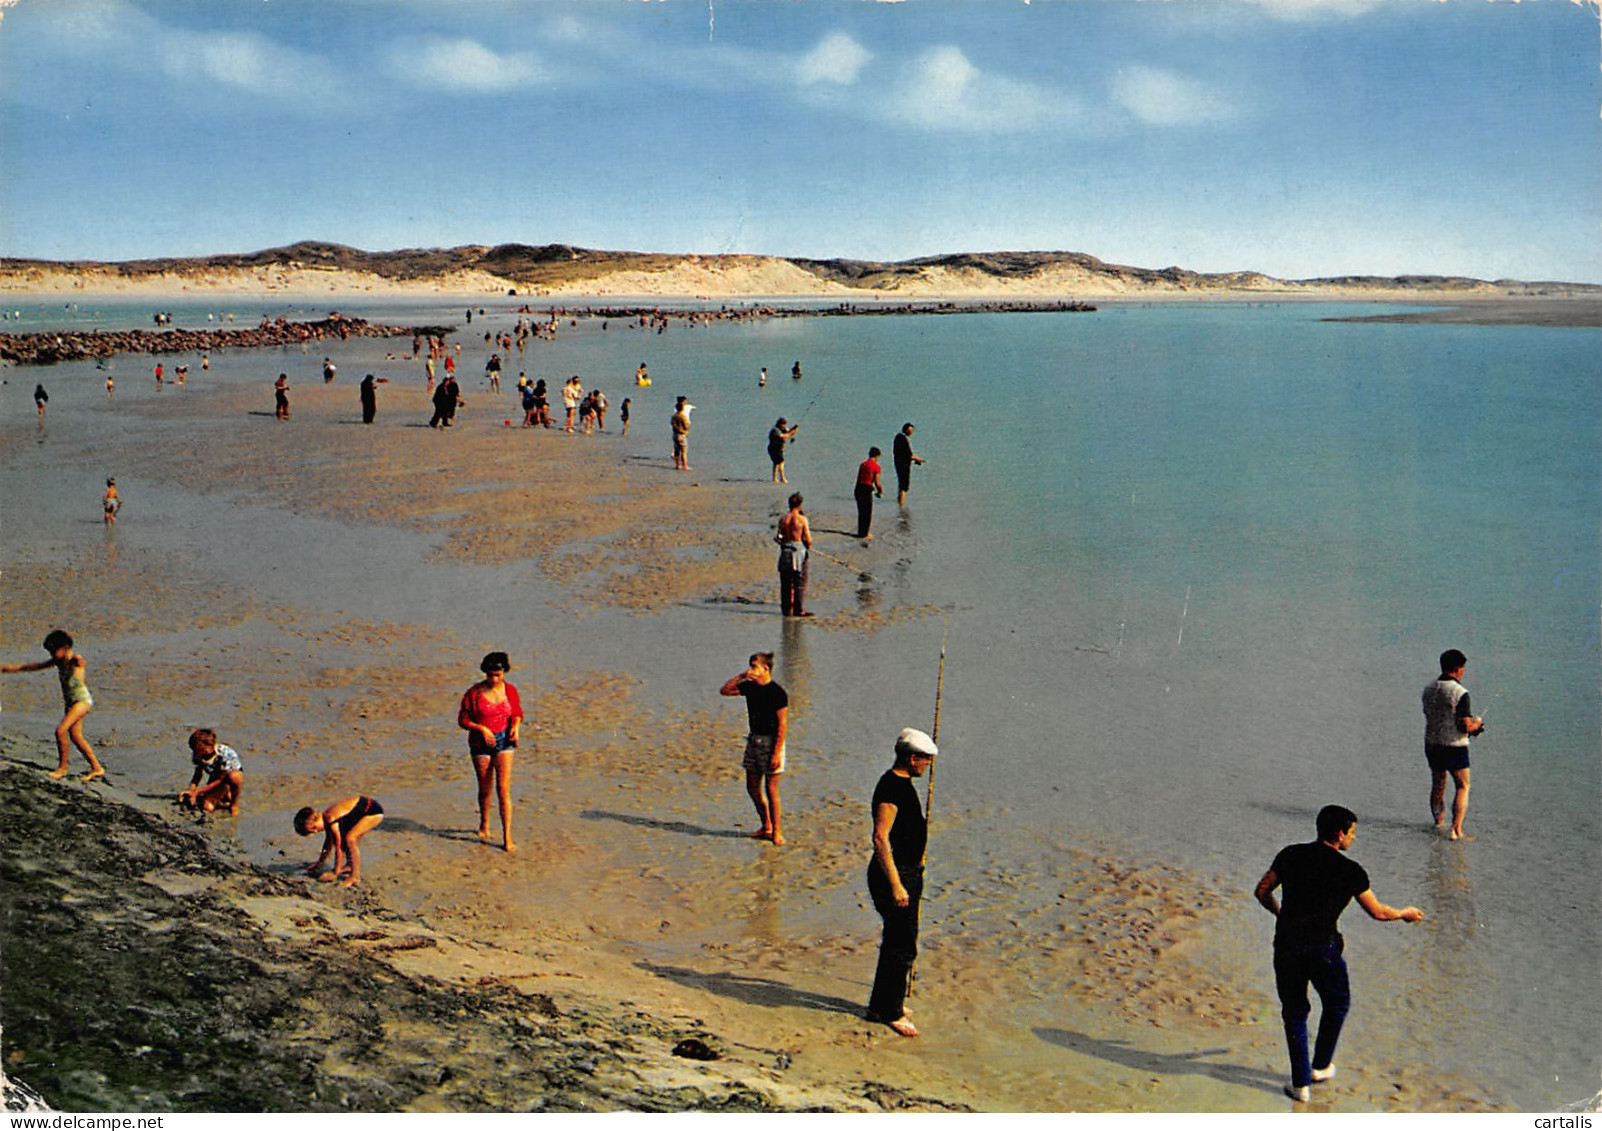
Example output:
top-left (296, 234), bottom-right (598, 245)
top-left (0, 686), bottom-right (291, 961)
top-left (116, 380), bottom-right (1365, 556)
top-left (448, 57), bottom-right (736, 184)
top-left (5, 299), bottom-right (1597, 1109)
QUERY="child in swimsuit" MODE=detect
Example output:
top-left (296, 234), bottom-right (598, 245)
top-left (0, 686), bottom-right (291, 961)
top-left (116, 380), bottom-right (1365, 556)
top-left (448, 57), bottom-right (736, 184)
top-left (103, 479), bottom-right (120, 525)
top-left (294, 795), bottom-right (384, 887)
top-left (1, 629), bottom-right (106, 782)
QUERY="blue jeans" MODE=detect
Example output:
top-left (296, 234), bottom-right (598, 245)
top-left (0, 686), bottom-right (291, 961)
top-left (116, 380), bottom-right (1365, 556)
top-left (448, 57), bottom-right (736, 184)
top-left (1274, 936), bottom-right (1351, 1087)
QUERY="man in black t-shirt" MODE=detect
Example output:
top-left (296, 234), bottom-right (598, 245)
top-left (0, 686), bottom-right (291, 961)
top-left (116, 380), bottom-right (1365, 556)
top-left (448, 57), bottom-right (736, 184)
top-left (865, 727), bottom-right (936, 1037)
top-left (719, 652), bottom-right (789, 845)
top-left (1254, 805), bottom-right (1424, 1103)
top-left (892, 423), bottom-right (924, 508)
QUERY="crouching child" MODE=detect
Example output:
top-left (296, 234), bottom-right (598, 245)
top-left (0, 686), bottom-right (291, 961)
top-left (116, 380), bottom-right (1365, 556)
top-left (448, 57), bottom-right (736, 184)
top-left (179, 728), bottom-right (244, 815)
top-left (294, 796), bottom-right (384, 888)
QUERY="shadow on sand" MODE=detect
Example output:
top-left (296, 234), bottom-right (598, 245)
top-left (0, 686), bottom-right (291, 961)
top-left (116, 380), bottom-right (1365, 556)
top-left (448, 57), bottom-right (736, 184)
top-left (377, 814), bottom-right (486, 844)
top-left (638, 961), bottom-right (864, 1019)
top-left (1034, 1027), bottom-right (1282, 1096)
top-left (580, 809), bottom-right (747, 840)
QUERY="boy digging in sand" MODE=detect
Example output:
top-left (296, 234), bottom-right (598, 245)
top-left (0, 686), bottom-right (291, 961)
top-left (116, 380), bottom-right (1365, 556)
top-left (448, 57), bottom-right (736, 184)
top-left (2, 629), bottom-right (107, 782)
top-left (295, 796), bottom-right (384, 888)
top-left (178, 728), bottom-right (244, 815)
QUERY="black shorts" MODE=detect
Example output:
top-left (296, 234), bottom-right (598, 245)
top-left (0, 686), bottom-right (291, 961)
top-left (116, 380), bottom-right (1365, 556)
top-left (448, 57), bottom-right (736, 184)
top-left (1425, 744), bottom-right (1470, 773)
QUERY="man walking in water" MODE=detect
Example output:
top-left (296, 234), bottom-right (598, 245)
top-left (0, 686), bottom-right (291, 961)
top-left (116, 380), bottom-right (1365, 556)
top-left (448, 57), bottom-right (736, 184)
top-left (866, 727), bottom-right (937, 1038)
top-left (775, 492), bottom-right (813, 617)
top-left (1422, 648), bottom-right (1484, 840)
top-left (1254, 805), bottom-right (1424, 1103)
top-left (892, 422), bottom-right (924, 508)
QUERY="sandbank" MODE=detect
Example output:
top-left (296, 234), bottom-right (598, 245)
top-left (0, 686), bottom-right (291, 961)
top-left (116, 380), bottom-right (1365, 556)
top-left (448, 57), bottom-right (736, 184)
top-left (0, 311), bottom-right (1512, 1113)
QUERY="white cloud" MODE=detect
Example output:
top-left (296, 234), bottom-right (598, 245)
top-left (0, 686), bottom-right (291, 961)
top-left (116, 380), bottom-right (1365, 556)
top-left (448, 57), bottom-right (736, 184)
top-left (872, 45), bottom-right (1086, 133)
top-left (795, 31), bottom-right (872, 86)
top-left (1110, 65), bottom-right (1236, 126)
top-left (159, 29), bottom-right (343, 101)
top-left (1236, 0), bottom-right (1391, 21)
top-left (388, 37), bottom-right (549, 92)
top-left (23, 0), bottom-right (351, 107)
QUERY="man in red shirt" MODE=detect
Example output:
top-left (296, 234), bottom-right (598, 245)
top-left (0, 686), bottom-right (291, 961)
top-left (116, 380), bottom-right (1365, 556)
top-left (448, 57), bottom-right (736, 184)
top-left (854, 446), bottom-right (883, 540)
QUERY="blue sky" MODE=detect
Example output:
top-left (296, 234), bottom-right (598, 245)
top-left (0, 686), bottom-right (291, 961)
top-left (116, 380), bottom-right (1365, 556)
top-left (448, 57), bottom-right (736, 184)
top-left (1, 0), bottom-right (1597, 281)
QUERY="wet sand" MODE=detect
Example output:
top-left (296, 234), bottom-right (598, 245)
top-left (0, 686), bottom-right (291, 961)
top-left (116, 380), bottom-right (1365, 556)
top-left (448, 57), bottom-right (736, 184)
top-left (0, 342), bottom-right (1512, 1112)
top-left (1322, 296), bottom-right (1602, 328)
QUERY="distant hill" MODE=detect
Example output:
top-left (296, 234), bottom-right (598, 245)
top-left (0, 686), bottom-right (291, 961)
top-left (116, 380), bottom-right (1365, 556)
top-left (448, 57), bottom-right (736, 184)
top-left (3, 241), bottom-right (1598, 299)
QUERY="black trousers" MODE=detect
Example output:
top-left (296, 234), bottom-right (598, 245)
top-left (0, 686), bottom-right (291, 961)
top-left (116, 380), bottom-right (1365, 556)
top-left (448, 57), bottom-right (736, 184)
top-left (866, 863), bottom-right (922, 1021)
top-left (778, 557), bottom-right (808, 616)
top-left (854, 484), bottom-right (875, 538)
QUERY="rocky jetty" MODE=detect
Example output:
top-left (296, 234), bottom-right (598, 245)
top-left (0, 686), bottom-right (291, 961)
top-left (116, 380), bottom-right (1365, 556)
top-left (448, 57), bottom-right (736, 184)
top-left (0, 314), bottom-right (450, 366)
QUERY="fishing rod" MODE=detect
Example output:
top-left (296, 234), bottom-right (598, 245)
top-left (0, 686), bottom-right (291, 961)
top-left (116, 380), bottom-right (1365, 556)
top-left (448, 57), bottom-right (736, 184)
top-left (795, 368), bottom-right (831, 424)
top-left (926, 615), bottom-right (949, 834)
top-left (808, 546), bottom-right (879, 583)
top-left (908, 615), bottom-right (949, 1003)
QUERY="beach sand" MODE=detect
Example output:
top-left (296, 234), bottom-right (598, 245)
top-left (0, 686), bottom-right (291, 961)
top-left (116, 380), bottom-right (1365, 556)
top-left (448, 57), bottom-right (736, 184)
top-left (0, 335), bottom-right (1513, 1113)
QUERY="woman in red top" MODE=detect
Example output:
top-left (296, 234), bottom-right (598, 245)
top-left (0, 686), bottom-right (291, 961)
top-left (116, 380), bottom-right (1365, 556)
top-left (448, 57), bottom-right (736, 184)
top-left (458, 651), bottom-right (523, 853)
top-left (854, 446), bottom-right (883, 540)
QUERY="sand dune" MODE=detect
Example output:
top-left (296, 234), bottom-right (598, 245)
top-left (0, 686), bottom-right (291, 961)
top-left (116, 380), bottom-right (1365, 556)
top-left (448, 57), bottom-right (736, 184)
top-left (7, 242), bottom-right (1596, 302)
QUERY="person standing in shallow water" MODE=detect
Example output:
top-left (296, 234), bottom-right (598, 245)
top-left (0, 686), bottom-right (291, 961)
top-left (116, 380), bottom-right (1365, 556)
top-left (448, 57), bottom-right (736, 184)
top-left (1, 629), bottom-right (107, 782)
top-left (1254, 804), bottom-right (1424, 1103)
top-left (768, 418), bottom-right (799, 484)
top-left (854, 446), bottom-right (883, 540)
top-left (671, 396), bottom-right (693, 471)
top-left (892, 422), bottom-right (924, 508)
top-left (866, 727), bottom-right (937, 1038)
top-left (1421, 648), bottom-right (1484, 840)
top-left (458, 651), bottom-right (523, 853)
top-left (775, 492), bottom-right (813, 617)
top-left (719, 652), bottom-right (789, 845)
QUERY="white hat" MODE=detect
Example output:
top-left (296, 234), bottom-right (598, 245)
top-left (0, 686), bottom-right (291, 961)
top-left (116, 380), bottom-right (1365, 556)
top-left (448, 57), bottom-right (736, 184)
top-left (895, 727), bottom-right (938, 758)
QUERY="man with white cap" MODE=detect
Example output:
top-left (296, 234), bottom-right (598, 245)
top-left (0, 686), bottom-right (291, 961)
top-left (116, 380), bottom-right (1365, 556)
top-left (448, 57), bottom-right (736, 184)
top-left (866, 726), bottom-right (937, 1037)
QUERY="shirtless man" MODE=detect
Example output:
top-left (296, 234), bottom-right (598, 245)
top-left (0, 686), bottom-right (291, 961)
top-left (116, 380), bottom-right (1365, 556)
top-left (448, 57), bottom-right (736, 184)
top-left (776, 492), bottom-right (814, 617)
top-left (671, 397), bottom-right (693, 471)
